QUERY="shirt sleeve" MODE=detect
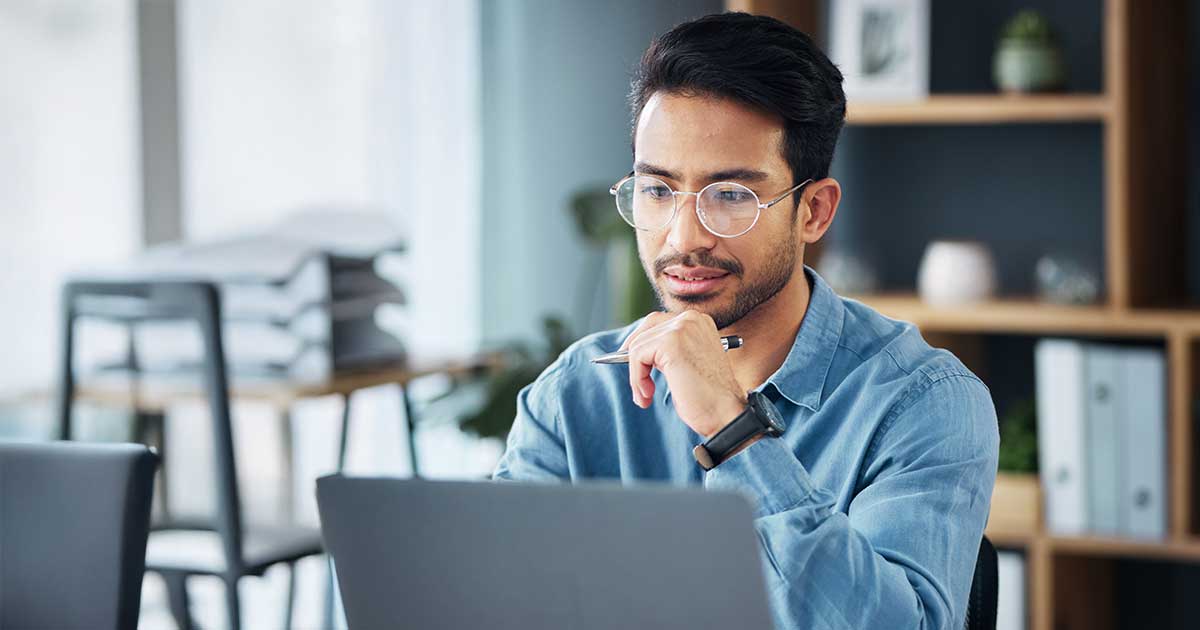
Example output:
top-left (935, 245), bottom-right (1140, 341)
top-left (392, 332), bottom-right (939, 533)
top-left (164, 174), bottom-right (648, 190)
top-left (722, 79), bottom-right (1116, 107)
top-left (492, 356), bottom-right (571, 481)
top-left (704, 372), bottom-right (999, 630)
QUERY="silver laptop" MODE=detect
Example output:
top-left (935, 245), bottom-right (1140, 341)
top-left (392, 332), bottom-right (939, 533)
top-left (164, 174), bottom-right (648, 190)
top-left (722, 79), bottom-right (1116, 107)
top-left (316, 476), bottom-right (774, 630)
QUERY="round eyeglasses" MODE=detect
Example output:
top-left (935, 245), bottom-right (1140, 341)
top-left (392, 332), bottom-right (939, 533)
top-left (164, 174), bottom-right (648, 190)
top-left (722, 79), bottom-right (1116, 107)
top-left (609, 171), bottom-right (812, 238)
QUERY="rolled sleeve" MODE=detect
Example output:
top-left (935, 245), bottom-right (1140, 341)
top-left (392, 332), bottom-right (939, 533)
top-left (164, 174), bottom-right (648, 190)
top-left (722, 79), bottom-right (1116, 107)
top-left (703, 436), bottom-right (823, 519)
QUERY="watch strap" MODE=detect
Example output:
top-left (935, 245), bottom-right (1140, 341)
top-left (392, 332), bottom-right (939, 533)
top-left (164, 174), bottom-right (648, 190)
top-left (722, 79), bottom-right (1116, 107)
top-left (694, 399), bottom-right (766, 470)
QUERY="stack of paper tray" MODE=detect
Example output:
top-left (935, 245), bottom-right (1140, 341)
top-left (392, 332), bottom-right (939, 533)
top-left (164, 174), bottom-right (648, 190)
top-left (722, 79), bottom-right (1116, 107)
top-left (73, 212), bottom-right (410, 383)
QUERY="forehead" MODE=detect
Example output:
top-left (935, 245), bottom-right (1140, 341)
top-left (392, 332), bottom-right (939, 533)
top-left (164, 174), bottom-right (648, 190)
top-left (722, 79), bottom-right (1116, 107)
top-left (633, 91), bottom-right (788, 180)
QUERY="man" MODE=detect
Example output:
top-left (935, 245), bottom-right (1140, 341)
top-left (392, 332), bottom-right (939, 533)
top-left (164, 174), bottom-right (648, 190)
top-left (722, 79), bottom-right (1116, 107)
top-left (495, 12), bottom-right (998, 630)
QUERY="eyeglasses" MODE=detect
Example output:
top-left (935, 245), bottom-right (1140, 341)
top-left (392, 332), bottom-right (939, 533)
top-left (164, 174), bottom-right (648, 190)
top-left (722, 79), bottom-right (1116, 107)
top-left (609, 171), bottom-right (812, 238)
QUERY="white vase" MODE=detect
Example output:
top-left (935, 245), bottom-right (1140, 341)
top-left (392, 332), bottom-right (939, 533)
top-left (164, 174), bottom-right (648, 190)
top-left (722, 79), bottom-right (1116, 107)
top-left (917, 240), bottom-right (997, 306)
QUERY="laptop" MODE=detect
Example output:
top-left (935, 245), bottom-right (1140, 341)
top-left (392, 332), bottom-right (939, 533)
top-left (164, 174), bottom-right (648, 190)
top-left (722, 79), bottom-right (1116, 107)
top-left (316, 476), bottom-right (774, 630)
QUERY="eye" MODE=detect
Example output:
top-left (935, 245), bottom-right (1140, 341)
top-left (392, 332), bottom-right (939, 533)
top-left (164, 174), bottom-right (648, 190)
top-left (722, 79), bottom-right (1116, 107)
top-left (640, 185), bottom-right (672, 199)
top-left (713, 189), bottom-right (755, 203)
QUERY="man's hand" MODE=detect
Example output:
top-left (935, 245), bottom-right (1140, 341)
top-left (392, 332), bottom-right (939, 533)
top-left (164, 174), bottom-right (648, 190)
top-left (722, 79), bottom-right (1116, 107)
top-left (620, 310), bottom-right (748, 438)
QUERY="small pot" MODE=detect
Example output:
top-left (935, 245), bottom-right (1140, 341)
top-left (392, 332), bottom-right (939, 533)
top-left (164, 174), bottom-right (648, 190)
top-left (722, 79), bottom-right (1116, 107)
top-left (917, 240), bottom-right (997, 306)
top-left (993, 40), bottom-right (1065, 93)
top-left (989, 472), bottom-right (1043, 536)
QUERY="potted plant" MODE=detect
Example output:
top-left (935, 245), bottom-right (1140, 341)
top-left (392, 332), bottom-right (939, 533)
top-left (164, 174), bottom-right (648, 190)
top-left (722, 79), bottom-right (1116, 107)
top-left (989, 398), bottom-right (1042, 536)
top-left (993, 9), bottom-right (1066, 93)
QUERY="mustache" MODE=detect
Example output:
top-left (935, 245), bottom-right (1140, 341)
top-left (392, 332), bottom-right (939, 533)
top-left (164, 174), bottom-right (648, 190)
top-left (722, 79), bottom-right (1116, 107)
top-left (653, 251), bottom-right (743, 277)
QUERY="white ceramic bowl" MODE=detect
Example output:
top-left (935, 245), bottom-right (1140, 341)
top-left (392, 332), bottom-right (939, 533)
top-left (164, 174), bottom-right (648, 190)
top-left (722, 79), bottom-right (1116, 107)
top-left (917, 240), bottom-right (997, 306)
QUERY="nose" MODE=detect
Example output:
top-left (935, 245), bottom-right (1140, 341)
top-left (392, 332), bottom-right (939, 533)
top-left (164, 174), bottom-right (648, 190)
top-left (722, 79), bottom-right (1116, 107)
top-left (666, 192), bottom-right (719, 254)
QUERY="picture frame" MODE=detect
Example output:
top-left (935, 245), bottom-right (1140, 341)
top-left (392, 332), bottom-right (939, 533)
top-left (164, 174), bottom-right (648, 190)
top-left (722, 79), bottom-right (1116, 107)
top-left (830, 0), bottom-right (930, 102)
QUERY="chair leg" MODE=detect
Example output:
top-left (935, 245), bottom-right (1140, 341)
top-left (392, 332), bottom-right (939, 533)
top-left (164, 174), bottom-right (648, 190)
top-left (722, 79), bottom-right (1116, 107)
top-left (163, 572), bottom-right (194, 630)
top-left (283, 562), bottom-right (297, 630)
top-left (225, 575), bottom-right (242, 630)
top-left (325, 556), bottom-right (338, 630)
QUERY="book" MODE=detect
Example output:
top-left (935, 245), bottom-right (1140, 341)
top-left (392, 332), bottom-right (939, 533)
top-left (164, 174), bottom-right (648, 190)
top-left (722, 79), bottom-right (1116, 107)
top-left (1035, 339), bottom-right (1089, 535)
top-left (1085, 345), bottom-right (1121, 535)
top-left (1117, 347), bottom-right (1167, 539)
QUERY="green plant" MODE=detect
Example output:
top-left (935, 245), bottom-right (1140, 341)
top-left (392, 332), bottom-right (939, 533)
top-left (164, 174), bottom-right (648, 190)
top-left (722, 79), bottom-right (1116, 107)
top-left (999, 9), bottom-right (1056, 44)
top-left (997, 398), bottom-right (1038, 474)
top-left (570, 187), bottom-right (659, 324)
top-left (458, 317), bottom-right (573, 439)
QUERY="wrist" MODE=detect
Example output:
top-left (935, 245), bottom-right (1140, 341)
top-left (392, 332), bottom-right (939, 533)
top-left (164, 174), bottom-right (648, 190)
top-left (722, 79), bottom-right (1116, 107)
top-left (701, 392), bottom-right (749, 438)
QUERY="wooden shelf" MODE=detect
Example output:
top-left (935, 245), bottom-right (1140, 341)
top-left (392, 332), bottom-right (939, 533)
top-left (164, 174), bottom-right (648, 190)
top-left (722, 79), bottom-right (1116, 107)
top-left (846, 94), bottom-right (1111, 125)
top-left (983, 529), bottom-right (1200, 562)
top-left (983, 527), bottom-right (1037, 549)
top-left (847, 293), bottom-right (1200, 337)
top-left (1047, 535), bottom-right (1200, 562)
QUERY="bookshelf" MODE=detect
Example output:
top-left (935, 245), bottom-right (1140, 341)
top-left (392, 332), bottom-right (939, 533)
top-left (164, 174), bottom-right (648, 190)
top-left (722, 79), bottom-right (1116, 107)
top-left (730, 1), bottom-right (1193, 629)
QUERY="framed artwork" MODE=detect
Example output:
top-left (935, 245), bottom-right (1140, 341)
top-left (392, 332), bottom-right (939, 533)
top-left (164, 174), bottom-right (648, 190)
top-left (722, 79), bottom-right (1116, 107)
top-left (830, 0), bottom-right (930, 101)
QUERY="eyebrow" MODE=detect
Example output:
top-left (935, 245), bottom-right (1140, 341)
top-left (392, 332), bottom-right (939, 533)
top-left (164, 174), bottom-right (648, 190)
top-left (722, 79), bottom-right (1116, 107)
top-left (633, 161), bottom-right (771, 184)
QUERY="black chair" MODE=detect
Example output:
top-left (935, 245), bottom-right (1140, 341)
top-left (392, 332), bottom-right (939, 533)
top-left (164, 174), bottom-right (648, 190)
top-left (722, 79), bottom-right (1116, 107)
top-left (0, 441), bottom-right (158, 630)
top-left (57, 280), bottom-right (326, 630)
top-left (965, 535), bottom-right (999, 630)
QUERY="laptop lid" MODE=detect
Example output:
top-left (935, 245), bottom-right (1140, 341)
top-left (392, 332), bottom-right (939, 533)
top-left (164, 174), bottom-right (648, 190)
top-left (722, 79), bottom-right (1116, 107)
top-left (317, 476), bottom-right (773, 630)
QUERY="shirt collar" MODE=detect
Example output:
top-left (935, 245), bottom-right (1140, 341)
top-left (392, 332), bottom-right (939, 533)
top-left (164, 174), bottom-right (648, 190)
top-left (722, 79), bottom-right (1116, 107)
top-left (660, 265), bottom-right (844, 412)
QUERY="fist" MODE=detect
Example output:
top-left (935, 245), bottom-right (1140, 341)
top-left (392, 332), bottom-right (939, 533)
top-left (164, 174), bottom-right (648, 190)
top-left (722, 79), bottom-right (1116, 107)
top-left (620, 310), bottom-right (747, 437)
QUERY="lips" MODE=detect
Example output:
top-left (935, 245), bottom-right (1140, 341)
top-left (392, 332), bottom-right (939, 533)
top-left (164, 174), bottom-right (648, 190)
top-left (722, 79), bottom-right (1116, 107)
top-left (663, 266), bottom-right (730, 296)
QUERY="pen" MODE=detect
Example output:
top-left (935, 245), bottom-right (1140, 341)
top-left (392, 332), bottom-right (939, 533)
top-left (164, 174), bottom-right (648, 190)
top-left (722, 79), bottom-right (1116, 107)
top-left (590, 335), bottom-right (743, 365)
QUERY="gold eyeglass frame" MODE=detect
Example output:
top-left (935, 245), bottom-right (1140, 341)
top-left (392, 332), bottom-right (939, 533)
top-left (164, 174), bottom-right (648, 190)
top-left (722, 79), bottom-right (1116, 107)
top-left (609, 170), bottom-right (813, 238)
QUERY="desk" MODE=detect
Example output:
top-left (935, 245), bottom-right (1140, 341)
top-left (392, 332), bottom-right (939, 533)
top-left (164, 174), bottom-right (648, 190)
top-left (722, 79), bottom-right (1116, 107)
top-left (64, 354), bottom-right (500, 518)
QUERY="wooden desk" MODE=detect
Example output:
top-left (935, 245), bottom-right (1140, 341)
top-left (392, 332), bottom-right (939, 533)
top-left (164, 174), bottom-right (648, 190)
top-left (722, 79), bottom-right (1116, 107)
top-left (72, 355), bottom-right (499, 413)
top-left (60, 353), bottom-right (501, 519)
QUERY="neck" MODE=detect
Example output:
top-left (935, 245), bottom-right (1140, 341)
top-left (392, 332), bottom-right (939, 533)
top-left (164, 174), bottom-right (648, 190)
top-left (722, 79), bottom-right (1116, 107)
top-left (719, 264), bottom-right (812, 393)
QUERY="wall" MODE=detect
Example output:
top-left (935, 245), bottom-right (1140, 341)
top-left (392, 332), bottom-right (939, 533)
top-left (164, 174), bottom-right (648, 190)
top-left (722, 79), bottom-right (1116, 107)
top-left (479, 0), bottom-right (722, 346)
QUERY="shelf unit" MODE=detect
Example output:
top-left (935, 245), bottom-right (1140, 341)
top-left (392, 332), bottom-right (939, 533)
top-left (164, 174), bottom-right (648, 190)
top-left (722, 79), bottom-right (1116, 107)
top-left (730, 1), bottom-right (1193, 629)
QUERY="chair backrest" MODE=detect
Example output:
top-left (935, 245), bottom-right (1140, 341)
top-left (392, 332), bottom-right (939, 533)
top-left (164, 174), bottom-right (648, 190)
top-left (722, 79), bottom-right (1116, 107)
top-left (0, 441), bottom-right (158, 630)
top-left (964, 535), bottom-right (999, 630)
top-left (57, 280), bottom-right (247, 574)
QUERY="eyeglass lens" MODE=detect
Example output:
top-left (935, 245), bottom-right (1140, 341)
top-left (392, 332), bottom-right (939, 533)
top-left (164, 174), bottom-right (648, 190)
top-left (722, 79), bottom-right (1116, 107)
top-left (614, 176), bottom-right (760, 237)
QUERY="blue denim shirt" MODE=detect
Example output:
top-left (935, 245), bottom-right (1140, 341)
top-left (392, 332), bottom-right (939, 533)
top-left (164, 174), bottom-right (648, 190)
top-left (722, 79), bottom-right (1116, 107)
top-left (494, 267), bottom-right (999, 630)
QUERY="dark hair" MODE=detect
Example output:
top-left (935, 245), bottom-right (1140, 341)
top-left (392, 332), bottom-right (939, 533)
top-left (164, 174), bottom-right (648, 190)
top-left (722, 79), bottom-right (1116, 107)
top-left (629, 12), bottom-right (846, 191)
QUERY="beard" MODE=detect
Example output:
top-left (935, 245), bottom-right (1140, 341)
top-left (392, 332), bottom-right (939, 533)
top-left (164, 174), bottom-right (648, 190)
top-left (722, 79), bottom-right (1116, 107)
top-left (646, 232), bottom-right (798, 330)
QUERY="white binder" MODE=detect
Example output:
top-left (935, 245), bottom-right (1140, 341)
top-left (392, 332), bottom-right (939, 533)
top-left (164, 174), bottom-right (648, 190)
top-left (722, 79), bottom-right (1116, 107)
top-left (1035, 339), bottom-right (1088, 535)
top-left (1118, 347), bottom-right (1167, 539)
top-left (996, 551), bottom-right (1026, 630)
top-left (1085, 345), bottom-right (1121, 535)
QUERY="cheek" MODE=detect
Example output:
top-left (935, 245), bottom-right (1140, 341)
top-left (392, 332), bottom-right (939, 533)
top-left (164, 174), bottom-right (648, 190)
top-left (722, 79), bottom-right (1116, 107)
top-left (728, 232), bottom-right (782, 272)
top-left (635, 231), bottom-right (663, 267)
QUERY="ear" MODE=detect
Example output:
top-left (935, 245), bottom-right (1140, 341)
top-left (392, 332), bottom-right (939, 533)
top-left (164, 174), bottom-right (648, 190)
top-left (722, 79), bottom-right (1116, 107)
top-left (798, 177), bottom-right (841, 244)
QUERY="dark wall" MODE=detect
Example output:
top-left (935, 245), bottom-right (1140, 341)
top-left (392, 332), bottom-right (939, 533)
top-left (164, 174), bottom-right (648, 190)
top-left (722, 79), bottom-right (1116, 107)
top-left (830, 124), bottom-right (1105, 295)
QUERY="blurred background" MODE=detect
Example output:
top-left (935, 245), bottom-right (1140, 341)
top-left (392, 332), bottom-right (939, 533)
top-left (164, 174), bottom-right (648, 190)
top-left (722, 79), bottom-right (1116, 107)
top-left (2, 0), bottom-right (1198, 629)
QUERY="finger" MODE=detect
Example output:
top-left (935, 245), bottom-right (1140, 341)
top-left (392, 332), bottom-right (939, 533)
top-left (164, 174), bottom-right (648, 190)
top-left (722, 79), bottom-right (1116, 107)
top-left (627, 336), bottom-right (659, 408)
top-left (626, 323), bottom-right (684, 407)
top-left (618, 311), bottom-right (672, 352)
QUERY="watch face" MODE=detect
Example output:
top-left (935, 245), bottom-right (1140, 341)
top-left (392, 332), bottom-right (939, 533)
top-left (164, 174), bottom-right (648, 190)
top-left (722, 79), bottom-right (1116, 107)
top-left (750, 392), bottom-right (786, 434)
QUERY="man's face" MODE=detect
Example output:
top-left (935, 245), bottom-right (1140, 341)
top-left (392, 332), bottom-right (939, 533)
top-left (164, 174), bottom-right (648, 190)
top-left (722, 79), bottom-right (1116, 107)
top-left (632, 92), bottom-right (802, 330)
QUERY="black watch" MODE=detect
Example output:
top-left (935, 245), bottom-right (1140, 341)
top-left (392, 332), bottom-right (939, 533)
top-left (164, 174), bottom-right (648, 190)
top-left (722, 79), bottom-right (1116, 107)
top-left (692, 391), bottom-right (785, 471)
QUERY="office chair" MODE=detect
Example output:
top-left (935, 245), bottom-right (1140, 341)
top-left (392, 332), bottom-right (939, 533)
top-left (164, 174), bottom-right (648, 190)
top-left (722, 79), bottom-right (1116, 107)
top-left (965, 535), bottom-right (999, 630)
top-left (57, 280), bottom-right (326, 630)
top-left (0, 441), bottom-right (158, 630)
